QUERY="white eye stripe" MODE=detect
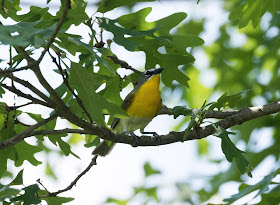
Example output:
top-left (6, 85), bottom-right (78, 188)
top-left (145, 71), bottom-right (152, 76)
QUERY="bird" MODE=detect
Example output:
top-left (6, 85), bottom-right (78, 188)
top-left (92, 67), bottom-right (164, 156)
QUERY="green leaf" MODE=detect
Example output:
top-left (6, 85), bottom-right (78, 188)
top-left (84, 134), bottom-right (100, 148)
top-left (173, 106), bottom-right (194, 119)
top-left (0, 109), bottom-right (18, 177)
top-left (260, 185), bottom-right (280, 205)
top-left (134, 186), bottom-right (159, 202)
top-left (0, 21), bottom-right (57, 47)
top-left (118, 7), bottom-right (188, 36)
top-left (10, 170), bottom-right (24, 186)
top-left (26, 113), bottom-right (57, 130)
top-left (165, 34), bottom-right (204, 54)
top-left (99, 78), bottom-right (123, 106)
top-left (56, 33), bottom-right (115, 74)
top-left (143, 162), bottom-right (160, 177)
top-left (70, 63), bottom-right (128, 126)
top-left (0, 170), bottom-right (23, 201)
top-left (183, 101), bottom-right (209, 140)
top-left (17, 6), bottom-right (50, 22)
top-left (198, 139), bottom-right (209, 156)
top-left (209, 90), bottom-right (250, 111)
top-left (117, 8), bottom-right (202, 87)
top-left (0, 86), bottom-right (5, 97)
top-left (213, 125), bottom-right (252, 177)
top-left (183, 116), bottom-right (197, 141)
top-left (38, 190), bottom-right (74, 205)
top-left (229, 0), bottom-right (280, 28)
top-left (0, 0), bottom-right (21, 20)
top-left (14, 141), bottom-right (43, 167)
top-left (45, 162), bottom-right (57, 180)
top-left (98, 17), bottom-right (160, 51)
top-left (97, 0), bottom-right (155, 13)
top-left (0, 148), bottom-right (13, 178)
top-left (57, 0), bottom-right (88, 29)
top-left (47, 134), bottom-right (79, 158)
top-left (224, 171), bottom-right (275, 203)
top-left (105, 198), bottom-right (128, 205)
top-left (11, 184), bottom-right (41, 205)
top-left (0, 185), bottom-right (21, 201)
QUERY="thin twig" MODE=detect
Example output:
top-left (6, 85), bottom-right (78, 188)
top-left (107, 55), bottom-right (143, 75)
top-left (0, 70), bottom-right (56, 107)
top-left (0, 113), bottom-right (58, 149)
top-left (47, 155), bottom-right (98, 197)
top-left (48, 51), bottom-right (94, 123)
top-left (1, 83), bottom-right (51, 108)
top-left (37, 0), bottom-right (71, 64)
top-left (0, 65), bottom-right (32, 74)
top-left (6, 102), bottom-right (33, 110)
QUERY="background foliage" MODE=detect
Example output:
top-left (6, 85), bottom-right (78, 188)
top-left (0, 0), bottom-right (279, 204)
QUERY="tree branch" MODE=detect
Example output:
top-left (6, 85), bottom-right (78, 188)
top-left (159, 105), bottom-right (239, 119)
top-left (1, 101), bottom-right (279, 149)
top-left (37, 0), bottom-right (71, 64)
top-left (107, 55), bottom-right (143, 75)
top-left (91, 101), bottom-right (280, 147)
top-left (0, 65), bottom-right (32, 74)
top-left (48, 51), bottom-right (94, 123)
top-left (0, 113), bottom-right (58, 149)
top-left (30, 128), bottom-right (91, 136)
top-left (0, 69), bottom-right (56, 107)
top-left (1, 83), bottom-right (51, 108)
top-left (42, 155), bottom-right (98, 197)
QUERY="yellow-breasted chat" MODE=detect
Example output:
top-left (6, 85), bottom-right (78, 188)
top-left (92, 67), bottom-right (164, 156)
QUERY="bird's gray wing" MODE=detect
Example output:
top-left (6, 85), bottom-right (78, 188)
top-left (111, 90), bottom-right (135, 129)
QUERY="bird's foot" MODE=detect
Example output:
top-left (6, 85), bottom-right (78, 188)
top-left (141, 131), bottom-right (161, 146)
top-left (124, 131), bottom-right (139, 147)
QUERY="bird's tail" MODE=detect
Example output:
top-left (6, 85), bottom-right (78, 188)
top-left (92, 140), bottom-right (115, 156)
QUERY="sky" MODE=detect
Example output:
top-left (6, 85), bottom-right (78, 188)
top-left (0, 0), bottom-right (274, 204)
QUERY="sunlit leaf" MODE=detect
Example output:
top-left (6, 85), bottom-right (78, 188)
top-left (229, 0), bottom-right (280, 28)
top-left (144, 162), bottom-right (160, 177)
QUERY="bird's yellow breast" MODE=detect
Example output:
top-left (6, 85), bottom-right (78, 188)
top-left (126, 75), bottom-right (162, 119)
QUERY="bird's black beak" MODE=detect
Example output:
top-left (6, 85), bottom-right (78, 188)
top-left (154, 67), bottom-right (164, 74)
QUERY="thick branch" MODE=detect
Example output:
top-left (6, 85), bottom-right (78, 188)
top-left (30, 128), bottom-right (91, 136)
top-left (92, 101), bottom-right (280, 146)
top-left (159, 105), bottom-right (239, 119)
top-left (1, 101), bottom-right (279, 149)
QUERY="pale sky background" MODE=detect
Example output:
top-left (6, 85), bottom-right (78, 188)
top-left (0, 0), bottom-right (277, 205)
